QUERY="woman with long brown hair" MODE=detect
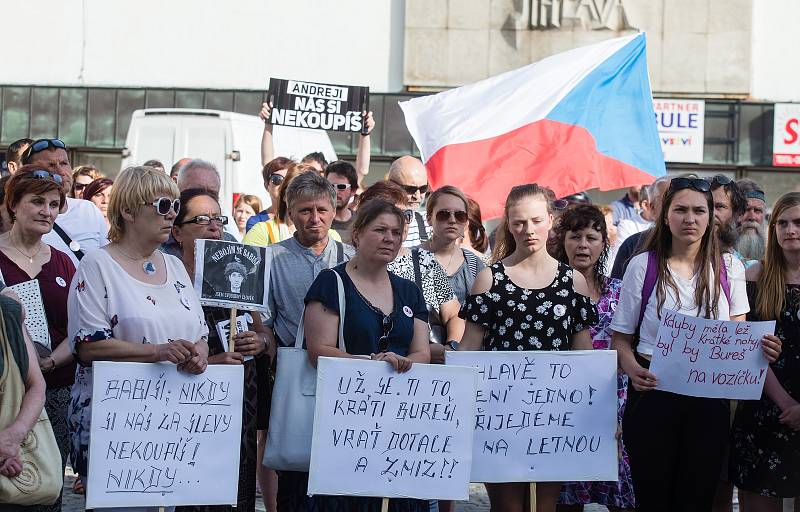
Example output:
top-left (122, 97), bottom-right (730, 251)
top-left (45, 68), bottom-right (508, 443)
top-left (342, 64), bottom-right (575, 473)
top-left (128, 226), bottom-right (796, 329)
top-left (610, 177), bottom-right (780, 511)
top-left (730, 192), bottom-right (800, 511)
top-left (459, 184), bottom-right (597, 511)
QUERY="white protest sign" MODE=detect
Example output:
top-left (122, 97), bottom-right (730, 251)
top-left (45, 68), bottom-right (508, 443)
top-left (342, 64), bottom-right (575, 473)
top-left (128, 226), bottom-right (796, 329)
top-left (446, 350), bottom-right (617, 483)
top-left (308, 357), bottom-right (477, 500)
top-left (87, 362), bottom-right (244, 509)
top-left (653, 98), bottom-right (705, 163)
top-left (773, 103), bottom-right (800, 167)
top-left (648, 310), bottom-right (773, 399)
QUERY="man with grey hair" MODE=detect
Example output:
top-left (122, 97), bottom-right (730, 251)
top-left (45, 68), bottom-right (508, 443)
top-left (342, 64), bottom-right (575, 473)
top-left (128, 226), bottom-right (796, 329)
top-left (735, 178), bottom-right (767, 264)
top-left (388, 156), bottom-right (431, 247)
top-left (610, 174), bottom-right (674, 279)
top-left (265, 170), bottom-right (354, 508)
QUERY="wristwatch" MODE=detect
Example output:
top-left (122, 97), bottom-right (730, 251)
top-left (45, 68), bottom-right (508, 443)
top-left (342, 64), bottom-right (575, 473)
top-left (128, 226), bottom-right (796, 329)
top-left (447, 340), bottom-right (460, 351)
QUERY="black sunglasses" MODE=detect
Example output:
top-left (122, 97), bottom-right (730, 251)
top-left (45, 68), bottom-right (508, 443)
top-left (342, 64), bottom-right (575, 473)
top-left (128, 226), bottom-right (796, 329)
top-left (267, 173), bottom-right (285, 186)
top-left (395, 182), bottom-right (429, 196)
top-left (669, 177), bottom-right (710, 193)
top-left (435, 209), bottom-right (468, 223)
top-left (553, 199), bottom-right (569, 210)
top-left (180, 215), bottom-right (228, 226)
top-left (26, 170), bottom-right (63, 185)
top-left (23, 139), bottom-right (67, 161)
top-left (143, 197), bottom-right (181, 216)
top-left (377, 315), bottom-right (393, 353)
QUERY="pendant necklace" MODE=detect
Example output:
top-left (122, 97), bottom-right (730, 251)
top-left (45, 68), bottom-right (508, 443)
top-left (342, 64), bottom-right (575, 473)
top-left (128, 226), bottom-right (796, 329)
top-left (12, 239), bottom-right (42, 264)
top-left (117, 246), bottom-right (158, 275)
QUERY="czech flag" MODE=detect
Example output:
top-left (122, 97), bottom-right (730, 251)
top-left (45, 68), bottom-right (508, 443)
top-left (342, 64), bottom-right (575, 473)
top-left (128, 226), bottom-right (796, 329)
top-left (399, 33), bottom-right (666, 220)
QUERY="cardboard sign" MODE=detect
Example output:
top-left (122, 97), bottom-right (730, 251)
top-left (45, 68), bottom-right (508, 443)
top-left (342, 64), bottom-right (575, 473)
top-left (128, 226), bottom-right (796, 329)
top-left (446, 351), bottom-right (618, 483)
top-left (649, 310), bottom-right (773, 399)
top-left (268, 78), bottom-right (369, 133)
top-left (194, 239), bottom-right (268, 313)
top-left (773, 103), bottom-right (800, 167)
top-left (308, 357), bottom-right (477, 500)
top-left (653, 99), bottom-right (705, 163)
top-left (86, 362), bottom-right (244, 508)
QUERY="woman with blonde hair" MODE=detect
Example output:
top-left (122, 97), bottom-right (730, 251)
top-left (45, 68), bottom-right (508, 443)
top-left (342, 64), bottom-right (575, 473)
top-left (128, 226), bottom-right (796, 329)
top-left (730, 192), bottom-right (800, 511)
top-left (459, 183), bottom-right (597, 511)
top-left (243, 164), bottom-right (341, 246)
top-left (67, 167), bottom-right (208, 512)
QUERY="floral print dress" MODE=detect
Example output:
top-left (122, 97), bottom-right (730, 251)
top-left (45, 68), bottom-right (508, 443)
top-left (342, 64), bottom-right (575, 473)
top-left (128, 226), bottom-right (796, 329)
top-left (559, 277), bottom-right (636, 508)
top-left (66, 249), bottom-right (208, 477)
top-left (730, 282), bottom-right (800, 498)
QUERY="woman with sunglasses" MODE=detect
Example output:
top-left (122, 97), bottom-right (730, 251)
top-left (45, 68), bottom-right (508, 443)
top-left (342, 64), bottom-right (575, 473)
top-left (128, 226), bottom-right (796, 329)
top-left (69, 165), bottom-right (102, 199)
top-left (358, 182), bottom-right (463, 363)
top-left (67, 167), bottom-right (209, 511)
top-left (304, 198), bottom-right (431, 512)
top-left (0, 166), bottom-right (75, 512)
top-left (243, 163), bottom-right (342, 246)
top-left (729, 192), bottom-right (800, 512)
top-left (459, 184), bottom-right (597, 512)
top-left (552, 204), bottom-right (635, 512)
top-left (246, 157), bottom-right (293, 233)
top-left (610, 177), bottom-right (781, 511)
top-left (171, 188), bottom-right (273, 512)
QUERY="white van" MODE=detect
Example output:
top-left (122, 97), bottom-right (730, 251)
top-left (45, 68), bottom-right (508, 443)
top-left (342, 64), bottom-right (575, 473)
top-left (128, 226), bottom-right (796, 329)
top-left (120, 108), bottom-right (337, 212)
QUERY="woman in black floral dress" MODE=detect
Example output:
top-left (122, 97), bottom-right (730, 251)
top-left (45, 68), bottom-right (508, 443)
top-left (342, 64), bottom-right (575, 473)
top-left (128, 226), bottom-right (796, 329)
top-left (731, 192), bottom-right (800, 510)
top-left (459, 184), bottom-right (597, 512)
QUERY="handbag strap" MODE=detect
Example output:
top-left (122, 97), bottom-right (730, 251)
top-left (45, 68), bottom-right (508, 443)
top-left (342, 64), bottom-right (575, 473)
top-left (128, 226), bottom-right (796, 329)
top-left (52, 223), bottom-right (84, 260)
top-left (294, 269), bottom-right (346, 352)
top-left (411, 248), bottom-right (423, 290)
top-left (415, 212), bottom-right (428, 241)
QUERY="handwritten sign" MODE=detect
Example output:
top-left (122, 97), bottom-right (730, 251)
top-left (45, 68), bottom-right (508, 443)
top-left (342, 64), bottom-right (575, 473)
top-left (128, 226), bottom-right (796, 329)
top-left (194, 239), bottom-right (268, 312)
top-left (268, 78), bottom-right (370, 133)
top-left (446, 351), bottom-right (617, 483)
top-left (86, 362), bottom-right (244, 509)
top-left (649, 310), bottom-right (773, 399)
top-left (308, 357), bottom-right (477, 500)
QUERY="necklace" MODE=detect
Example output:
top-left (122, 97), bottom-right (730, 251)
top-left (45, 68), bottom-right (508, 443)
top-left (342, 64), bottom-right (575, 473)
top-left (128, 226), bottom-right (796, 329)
top-left (11, 239), bottom-right (42, 264)
top-left (116, 246), bottom-right (158, 275)
top-left (431, 238), bottom-right (458, 274)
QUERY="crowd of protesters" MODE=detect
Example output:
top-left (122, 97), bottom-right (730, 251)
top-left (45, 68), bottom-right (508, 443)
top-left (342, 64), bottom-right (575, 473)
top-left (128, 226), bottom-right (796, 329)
top-left (0, 102), bottom-right (797, 512)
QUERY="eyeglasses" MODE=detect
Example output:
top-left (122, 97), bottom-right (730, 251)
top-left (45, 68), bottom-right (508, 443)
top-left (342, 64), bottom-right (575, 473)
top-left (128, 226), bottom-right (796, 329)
top-left (435, 209), bottom-right (468, 223)
top-left (26, 170), bottom-right (63, 185)
top-left (23, 139), bottom-right (67, 161)
top-left (403, 209), bottom-right (414, 224)
top-left (267, 173), bottom-right (285, 186)
top-left (377, 315), bottom-right (393, 353)
top-left (397, 183), bottom-right (429, 196)
top-left (180, 214), bottom-right (228, 226)
top-left (669, 177), bottom-right (710, 193)
top-left (330, 183), bottom-right (352, 191)
top-left (143, 197), bottom-right (181, 216)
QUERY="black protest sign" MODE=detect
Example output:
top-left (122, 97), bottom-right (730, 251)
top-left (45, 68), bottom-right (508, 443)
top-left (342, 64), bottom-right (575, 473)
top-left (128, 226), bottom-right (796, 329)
top-left (193, 240), bottom-right (268, 313)
top-left (268, 78), bottom-right (369, 133)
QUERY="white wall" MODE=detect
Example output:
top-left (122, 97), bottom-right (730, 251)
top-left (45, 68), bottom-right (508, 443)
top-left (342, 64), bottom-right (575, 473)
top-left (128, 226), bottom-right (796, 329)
top-left (1, 0), bottom-right (405, 92)
top-left (751, 0), bottom-right (800, 101)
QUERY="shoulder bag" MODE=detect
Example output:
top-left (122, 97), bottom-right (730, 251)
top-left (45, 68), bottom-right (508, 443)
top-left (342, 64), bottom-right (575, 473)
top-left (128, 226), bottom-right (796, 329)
top-left (263, 269), bottom-right (346, 471)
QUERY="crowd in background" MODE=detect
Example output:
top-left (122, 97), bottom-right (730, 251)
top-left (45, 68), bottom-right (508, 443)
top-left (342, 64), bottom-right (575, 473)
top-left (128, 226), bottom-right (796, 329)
top-left (0, 101), bottom-right (797, 512)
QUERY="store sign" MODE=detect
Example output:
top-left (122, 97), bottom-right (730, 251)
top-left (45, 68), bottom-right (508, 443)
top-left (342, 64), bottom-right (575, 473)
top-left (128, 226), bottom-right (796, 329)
top-left (653, 99), bottom-right (705, 163)
top-left (530, 0), bottom-right (635, 31)
top-left (773, 103), bottom-right (800, 167)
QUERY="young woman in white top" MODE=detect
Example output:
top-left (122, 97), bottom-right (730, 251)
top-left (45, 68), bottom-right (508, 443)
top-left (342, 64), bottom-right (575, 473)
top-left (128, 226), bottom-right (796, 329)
top-left (610, 177), bottom-right (781, 511)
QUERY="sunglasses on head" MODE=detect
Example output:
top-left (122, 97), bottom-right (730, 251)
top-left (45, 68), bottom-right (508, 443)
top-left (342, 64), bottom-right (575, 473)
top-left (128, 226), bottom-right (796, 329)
top-left (669, 177), bottom-right (711, 193)
top-left (710, 174), bottom-right (733, 188)
top-left (377, 315), bottom-right (393, 353)
top-left (267, 173), bottom-right (285, 186)
top-left (143, 197), bottom-right (181, 216)
top-left (553, 199), bottom-right (569, 210)
top-left (435, 209), bottom-right (468, 223)
top-left (23, 139), bottom-right (67, 161)
top-left (27, 169), bottom-right (63, 185)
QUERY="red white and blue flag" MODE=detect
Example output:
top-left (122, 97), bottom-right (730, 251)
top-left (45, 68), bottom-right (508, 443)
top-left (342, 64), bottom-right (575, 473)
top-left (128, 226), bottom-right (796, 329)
top-left (399, 33), bottom-right (666, 219)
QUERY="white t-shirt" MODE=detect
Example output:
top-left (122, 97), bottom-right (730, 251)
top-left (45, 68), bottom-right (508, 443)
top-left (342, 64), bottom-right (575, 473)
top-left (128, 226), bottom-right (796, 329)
top-left (43, 198), bottom-right (108, 267)
top-left (616, 218), bottom-right (651, 245)
top-left (609, 252), bottom-right (749, 355)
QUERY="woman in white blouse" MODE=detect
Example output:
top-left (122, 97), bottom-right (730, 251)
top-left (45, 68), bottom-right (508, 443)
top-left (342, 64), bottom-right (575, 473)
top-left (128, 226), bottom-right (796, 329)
top-left (67, 166), bottom-right (209, 512)
top-left (610, 177), bottom-right (781, 511)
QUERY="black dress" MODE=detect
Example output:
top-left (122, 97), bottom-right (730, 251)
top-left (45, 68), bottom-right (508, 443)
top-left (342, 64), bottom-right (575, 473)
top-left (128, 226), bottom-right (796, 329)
top-left (460, 261), bottom-right (597, 351)
top-left (178, 307), bottom-right (269, 512)
top-left (730, 282), bottom-right (800, 498)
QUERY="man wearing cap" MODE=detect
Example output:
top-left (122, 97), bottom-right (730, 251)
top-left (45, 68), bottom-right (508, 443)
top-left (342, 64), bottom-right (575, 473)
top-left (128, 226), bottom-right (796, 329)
top-left (387, 156), bottom-right (431, 247)
top-left (22, 139), bottom-right (108, 266)
top-left (735, 179), bottom-right (767, 263)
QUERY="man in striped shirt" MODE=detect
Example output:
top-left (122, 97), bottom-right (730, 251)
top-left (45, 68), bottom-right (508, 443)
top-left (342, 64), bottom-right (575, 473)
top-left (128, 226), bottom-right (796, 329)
top-left (388, 156), bottom-right (432, 247)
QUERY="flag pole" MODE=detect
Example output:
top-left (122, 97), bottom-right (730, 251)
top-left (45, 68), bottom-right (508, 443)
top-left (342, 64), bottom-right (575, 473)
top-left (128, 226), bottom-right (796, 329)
top-left (381, 497), bottom-right (389, 512)
top-left (529, 482), bottom-right (536, 512)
